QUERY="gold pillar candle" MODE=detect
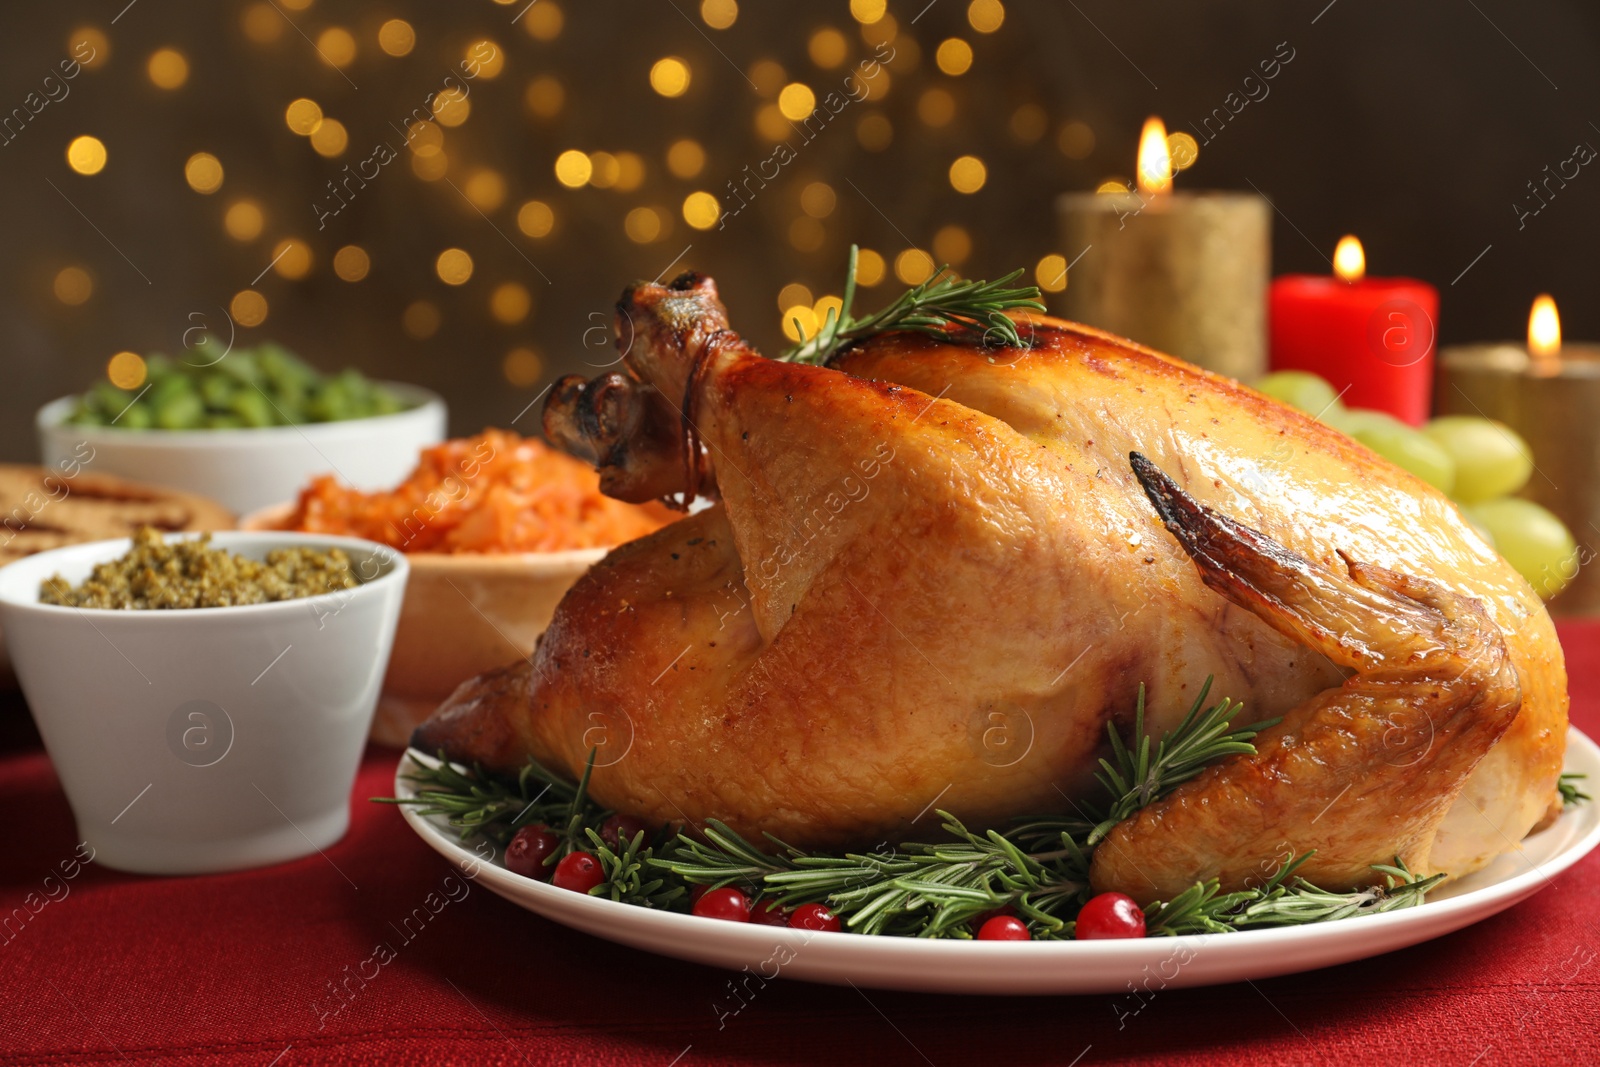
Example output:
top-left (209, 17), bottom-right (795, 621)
top-left (1436, 301), bottom-right (1600, 615)
top-left (1054, 118), bottom-right (1270, 381)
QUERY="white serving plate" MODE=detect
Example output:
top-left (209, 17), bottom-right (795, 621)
top-left (396, 728), bottom-right (1600, 995)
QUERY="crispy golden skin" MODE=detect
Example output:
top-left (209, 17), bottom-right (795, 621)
top-left (415, 274), bottom-right (1566, 897)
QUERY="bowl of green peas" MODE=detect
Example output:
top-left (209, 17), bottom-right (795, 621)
top-left (37, 344), bottom-right (446, 515)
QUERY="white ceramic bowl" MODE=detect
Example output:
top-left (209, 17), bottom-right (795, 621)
top-left (0, 531), bottom-right (409, 875)
top-left (241, 502), bottom-right (603, 747)
top-left (36, 383), bottom-right (446, 516)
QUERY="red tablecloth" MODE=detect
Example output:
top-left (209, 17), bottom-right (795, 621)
top-left (4, 625), bottom-right (1599, 1066)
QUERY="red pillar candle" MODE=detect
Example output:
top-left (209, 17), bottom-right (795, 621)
top-left (1268, 236), bottom-right (1439, 425)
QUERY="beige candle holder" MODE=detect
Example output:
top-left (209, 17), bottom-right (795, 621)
top-left (1055, 191), bottom-right (1270, 381)
top-left (1436, 342), bottom-right (1600, 616)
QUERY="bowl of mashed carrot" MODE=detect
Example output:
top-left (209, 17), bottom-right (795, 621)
top-left (246, 429), bottom-right (676, 745)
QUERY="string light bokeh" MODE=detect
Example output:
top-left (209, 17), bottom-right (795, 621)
top-left (8, 0), bottom-right (1599, 459)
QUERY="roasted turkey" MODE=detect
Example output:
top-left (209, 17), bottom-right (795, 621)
top-left (415, 273), bottom-right (1567, 903)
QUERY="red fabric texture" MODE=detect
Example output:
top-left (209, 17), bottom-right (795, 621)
top-left (3, 624), bottom-right (1599, 1066)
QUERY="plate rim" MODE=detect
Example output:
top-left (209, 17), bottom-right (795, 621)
top-left (394, 726), bottom-right (1600, 964)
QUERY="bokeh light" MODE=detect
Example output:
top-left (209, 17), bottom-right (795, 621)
top-left (309, 118), bottom-right (348, 157)
top-left (667, 139), bottom-right (705, 178)
top-left (788, 216), bottom-right (825, 252)
top-left (918, 88), bottom-right (956, 127)
top-left (272, 238), bottom-right (312, 280)
top-left (777, 282), bottom-right (813, 311)
top-left (1035, 254), bottom-right (1068, 293)
top-left (749, 59), bottom-right (786, 96)
top-left (432, 89), bottom-right (470, 127)
top-left (778, 83), bottom-right (817, 121)
top-left (53, 267), bottom-right (93, 306)
top-left (857, 112), bottom-right (893, 151)
top-left (800, 181), bottom-right (837, 218)
top-left (895, 248), bottom-right (936, 285)
top-left (68, 27), bottom-right (110, 67)
top-left (466, 39), bottom-right (504, 79)
top-left (503, 347), bottom-right (544, 386)
top-left (491, 282), bottom-right (533, 323)
top-left (1058, 121), bottom-right (1095, 159)
top-left (517, 200), bottom-right (555, 238)
top-left (230, 290), bottom-right (268, 327)
top-left (782, 304), bottom-right (821, 342)
top-left (936, 39), bottom-right (974, 76)
top-left (614, 151), bottom-right (646, 191)
top-left (316, 27), bottom-right (356, 68)
top-left (406, 120), bottom-right (444, 156)
top-left (402, 300), bottom-right (440, 339)
top-left (809, 28), bottom-right (848, 68)
top-left (755, 105), bottom-right (791, 141)
top-left (850, 0), bottom-right (887, 24)
top-left (554, 149), bottom-right (592, 187)
top-left (855, 248), bottom-right (887, 286)
top-left (184, 152), bottom-right (224, 194)
top-left (650, 57), bottom-right (691, 98)
top-left (333, 245), bottom-right (370, 282)
top-left (588, 151), bottom-right (622, 189)
top-left (1009, 104), bottom-right (1047, 143)
top-left (285, 98), bottom-right (323, 136)
top-left (107, 352), bottom-right (147, 391)
top-left (523, 2), bottom-right (563, 41)
top-left (933, 224), bottom-right (972, 265)
top-left (701, 0), bottom-right (738, 29)
top-left (435, 248), bottom-right (474, 285)
top-left (464, 169), bottom-right (507, 211)
top-left (378, 20), bottom-right (415, 56)
top-left (66, 136), bottom-right (106, 175)
top-left (224, 200), bottom-right (264, 241)
top-left (682, 191), bottom-right (720, 230)
top-left (411, 149), bottom-right (449, 181)
top-left (525, 77), bottom-right (565, 118)
top-left (147, 49), bottom-right (189, 90)
top-left (625, 206), bottom-right (664, 243)
top-left (1168, 131), bottom-right (1200, 171)
top-left (949, 154), bottom-right (987, 193)
top-left (968, 0), bottom-right (1006, 33)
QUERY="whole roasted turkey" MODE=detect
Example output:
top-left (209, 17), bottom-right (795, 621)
top-left (416, 273), bottom-right (1567, 903)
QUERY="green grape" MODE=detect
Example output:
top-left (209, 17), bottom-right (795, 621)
top-left (1467, 498), bottom-right (1579, 599)
top-left (1253, 371), bottom-right (1342, 418)
top-left (1422, 416), bottom-right (1533, 504)
top-left (1348, 417), bottom-right (1457, 495)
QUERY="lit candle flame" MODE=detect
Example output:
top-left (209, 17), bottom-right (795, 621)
top-left (1333, 236), bottom-right (1365, 283)
top-left (1529, 294), bottom-right (1561, 362)
top-left (1136, 116), bottom-right (1172, 196)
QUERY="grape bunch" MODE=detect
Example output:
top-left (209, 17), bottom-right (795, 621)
top-left (1254, 370), bottom-right (1578, 600)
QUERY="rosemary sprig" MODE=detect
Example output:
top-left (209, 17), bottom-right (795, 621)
top-left (780, 244), bottom-right (1046, 366)
top-left (1147, 856), bottom-right (1444, 935)
top-left (381, 682), bottom-right (1453, 939)
top-left (1559, 772), bottom-right (1590, 807)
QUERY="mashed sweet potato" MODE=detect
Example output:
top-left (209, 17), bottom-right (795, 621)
top-left (278, 430), bottom-right (674, 553)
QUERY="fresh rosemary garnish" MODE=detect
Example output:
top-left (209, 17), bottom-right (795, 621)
top-left (382, 680), bottom-right (1450, 939)
top-left (1559, 772), bottom-right (1590, 808)
top-left (779, 244), bottom-right (1046, 366)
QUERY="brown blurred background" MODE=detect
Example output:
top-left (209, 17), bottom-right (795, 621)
top-left (3, 0), bottom-right (1599, 460)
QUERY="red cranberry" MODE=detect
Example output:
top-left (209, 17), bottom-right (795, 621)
top-left (504, 825), bottom-right (560, 880)
top-left (1075, 892), bottom-right (1146, 940)
top-left (552, 851), bottom-right (605, 893)
top-left (977, 916), bottom-right (1031, 941)
top-left (789, 903), bottom-right (842, 932)
top-left (969, 904), bottom-right (1017, 932)
top-left (692, 887), bottom-right (751, 922)
top-left (751, 899), bottom-right (788, 926)
top-left (600, 814), bottom-right (653, 850)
